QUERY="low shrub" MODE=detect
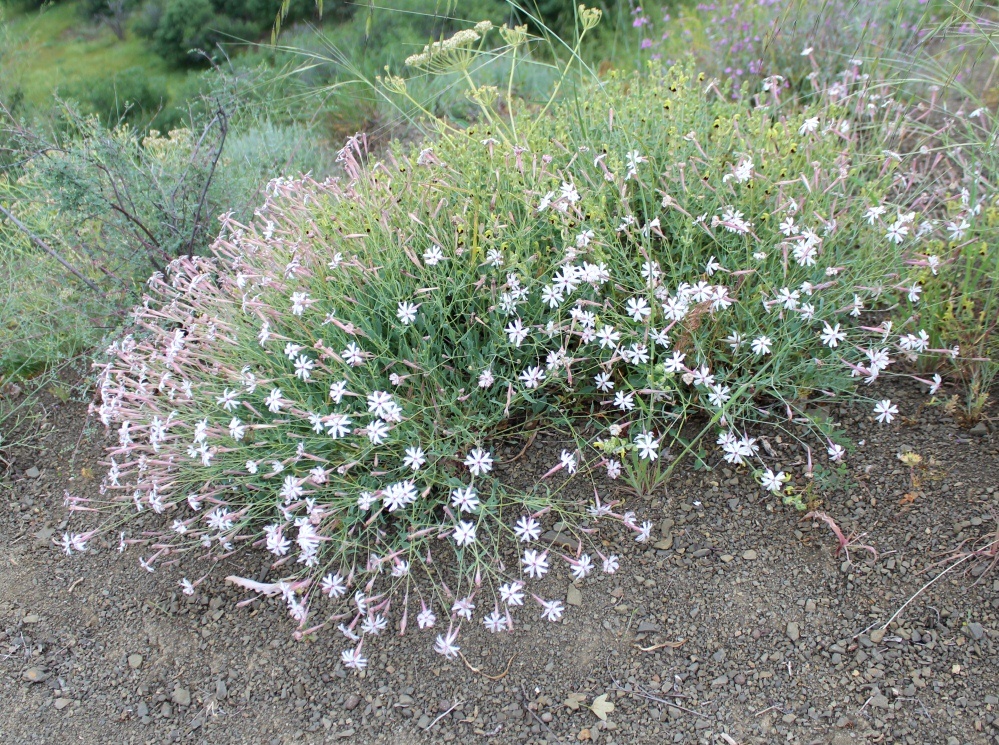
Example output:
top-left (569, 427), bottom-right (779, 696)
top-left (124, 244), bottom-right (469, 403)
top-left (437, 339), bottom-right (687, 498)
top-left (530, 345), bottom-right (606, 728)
top-left (82, 19), bottom-right (946, 668)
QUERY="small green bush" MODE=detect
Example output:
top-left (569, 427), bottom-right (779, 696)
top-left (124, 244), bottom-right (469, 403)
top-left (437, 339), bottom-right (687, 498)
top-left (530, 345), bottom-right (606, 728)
top-left (83, 21), bottom-right (943, 665)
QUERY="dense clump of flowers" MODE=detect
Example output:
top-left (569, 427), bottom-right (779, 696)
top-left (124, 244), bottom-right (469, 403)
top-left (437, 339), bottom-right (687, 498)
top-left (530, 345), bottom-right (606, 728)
top-left (80, 58), bottom-right (947, 668)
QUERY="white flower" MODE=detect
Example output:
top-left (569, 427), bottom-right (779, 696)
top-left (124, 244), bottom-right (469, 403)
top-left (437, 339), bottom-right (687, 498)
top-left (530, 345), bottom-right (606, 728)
top-left (452, 521), bottom-right (477, 547)
top-left (614, 391), bottom-right (635, 411)
top-left (946, 219), bottom-right (969, 241)
top-left (264, 388), bottom-right (284, 413)
top-left (366, 419), bottom-right (390, 444)
top-left (635, 521), bottom-right (653, 543)
top-left (326, 414), bottom-right (352, 440)
top-left (356, 491), bottom-right (377, 511)
top-left (294, 354), bottom-right (314, 381)
top-left (594, 372), bottom-right (614, 392)
top-left (329, 380), bottom-right (348, 404)
top-left (380, 560), bottom-right (404, 584)
top-left (228, 417), bottom-right (245, 441)
top-left (382, 480), bottom-right (417, 512)
top-left (873, 399), bottom-right (898, 424)
top-left (606, 459), bottom-right (621, 479)
top-left (499, 581), bottom-right (525, 606)
top-left (751, 336), bottom-right (773, 356)
top-left (865, 205), bottom-right (887, 224)
top-left (571, 554), bottom-right (593, 580)
top-left (290, 291), bottom-right (310, 316)
top-left (820, 322), bottom-right (845, 348)
top-left (522, 548), bottom-right (550, 578)
top-left (559, 450), bottom-right (577, 474)
top-left (539, 598), bottom-right (565, 622)
top-left (341, 647), bottom-right (367, 670)
top-left (707, 384), bottom-right (731, 408)
top-left (626, 297), bottom-right (652, 322)
top-left (519, 366), bottom-right (545, 389)
top-left (58, 532), bottom-right (89, 555)
top-left (634, 432), bottom-right (660, 461)
top-left (885, 221), bottom-right (909, 244)
top-left (779, 217), bottom-right (798, 236)
top-left (798, 117), bottom-right (819, 135)
top-left (397, 301), bottom-right (419, 325)
top-left (417, 607), bottom-right (436, 629)
top-left (505, 318), bottom-right (529, 347)
top-left (777, 287), bottom-right (800, 310)
top-left (451, 486), bottom-right (479, 513)
top-left (928, 373), bottom-right (942, 395)
top-left (464, 447), bottom-right (494, 476)
top-left (906, 284), bottom-right (922, 303)
top-left (483, 610), bottom-right (508, 633)
top-left (342, 342), bottom-right (366, 367)
top-left (602, 554), bottom-right (619, 574)
top-left (478, 368), bottom-right (495, 388)
top-left (280, 475), bottom-right (303, 503)
top-left (322, 573), bottom-right (347, 597)
top-left (179, 578), bottom-right (195, 596)
top-left (760, 468), bottom-right (786, 493)
top-left (827, 443), bottom-right (846, 462)
top-left (361, 614), bottom-right (388, 636)
top-left (434, 629), bottom-right (460, 658)
top-left (403, 446), bottom-right (426, 471)
top-left (514, 515), bottom-right (541, 542)
top-left (422, 245), bottom-right (446, 265)
top-left (596, 325), bottom-right (620, 349)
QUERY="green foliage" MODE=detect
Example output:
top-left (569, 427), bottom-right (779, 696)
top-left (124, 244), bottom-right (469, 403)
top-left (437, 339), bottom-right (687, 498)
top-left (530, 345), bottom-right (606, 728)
top-left (139, 0), bottom-right (319, 67)
top-left (86, 46), bottom-right (941, 651)
top-left (0, 70), bottom-right (334, 376)
top-left (61, 66), bottom-right (166, 127)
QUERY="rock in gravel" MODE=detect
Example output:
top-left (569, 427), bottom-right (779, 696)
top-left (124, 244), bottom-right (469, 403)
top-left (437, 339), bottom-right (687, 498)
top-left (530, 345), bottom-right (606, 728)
top-left (566, 584), bottom-right (583, 607)
top-left (215, 680), bottom-right (227, 699)
top-left (23, 667), bottom-right (49, 683)
top-left (969, 421), bottom-right (989, 436)
top-left (54, 698), bottom-right (72, 710)
top-left (128, 654), bottom-right (143, 669)
top-left (417, 714), bottom-right (432, 729)
top-left (25, 466), bottom-right (40, 479)
top-left (965, 622), bottom-right (985, 640)
top-left (869, 629), bottom-right (885, 644)
top-left (870, 694), bottom-right (889, 709)
top-left (786, 622), bottom-right (800, 642)
top-left (637, 621), bottom-right (661, 634)
top-left (741, 549), bottom-right (758, 560)
top-left (22, 613), bottom-right (40, 624)
top-left (344, 694), bottom-right (360, 711)
top-left (172, 687), bottom-right (191, 707)
top-left (653, 536), bottom-right (673, 551)
top-left (540, 530), bottom-right (579, 551)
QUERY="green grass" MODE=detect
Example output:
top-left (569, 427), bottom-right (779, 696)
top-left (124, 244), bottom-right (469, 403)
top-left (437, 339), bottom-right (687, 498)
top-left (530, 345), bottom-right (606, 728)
top-left (2, 1), bottom-right (190, 107)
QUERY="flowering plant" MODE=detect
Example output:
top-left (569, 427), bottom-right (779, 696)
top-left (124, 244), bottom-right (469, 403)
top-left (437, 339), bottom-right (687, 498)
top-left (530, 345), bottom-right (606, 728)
top-left (75, 32), bottom-right (948, 668)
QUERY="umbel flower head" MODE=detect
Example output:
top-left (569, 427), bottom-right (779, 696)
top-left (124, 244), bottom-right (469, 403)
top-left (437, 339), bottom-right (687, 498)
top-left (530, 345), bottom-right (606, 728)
top-left (405, 21), bottom-right (493, 73)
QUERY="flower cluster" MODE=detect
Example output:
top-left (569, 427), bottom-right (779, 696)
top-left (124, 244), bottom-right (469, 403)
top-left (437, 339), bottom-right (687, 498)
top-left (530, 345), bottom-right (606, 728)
top-left (81, 61), bottom-right (947, 669)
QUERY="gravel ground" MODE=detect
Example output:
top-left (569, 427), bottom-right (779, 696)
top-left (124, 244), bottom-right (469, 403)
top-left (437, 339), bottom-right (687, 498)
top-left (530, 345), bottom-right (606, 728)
top-left (1, 380), bottom-right (997, 745)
